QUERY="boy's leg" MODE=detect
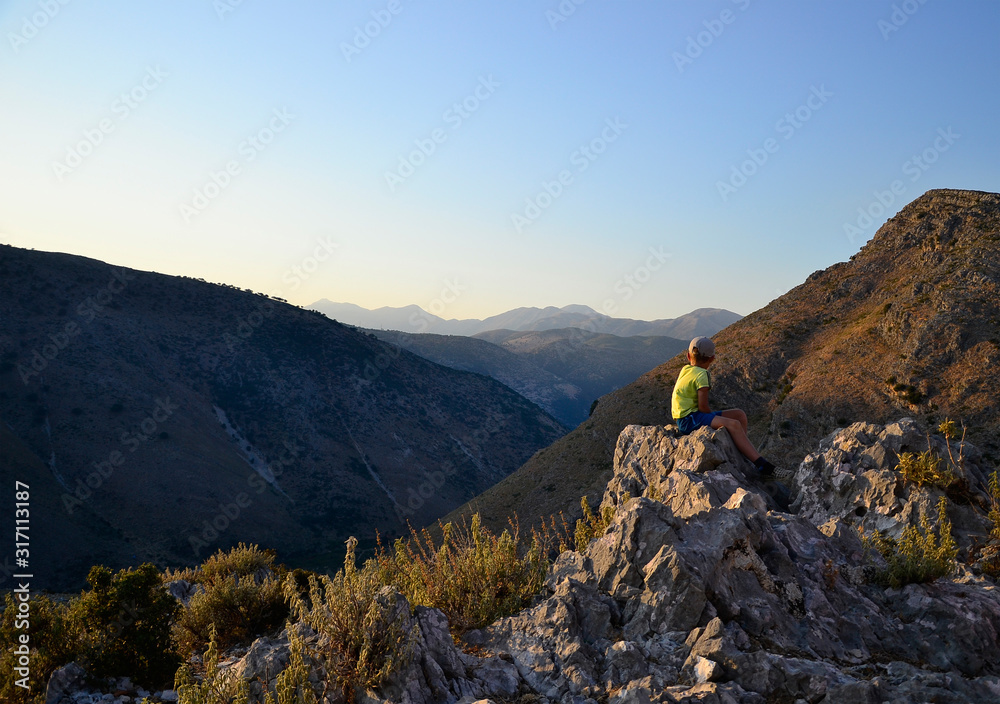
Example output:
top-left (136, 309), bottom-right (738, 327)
top-left (710, 414), bottom-right (761, 462)
top-left (719, 408), bottom-right (748, 432)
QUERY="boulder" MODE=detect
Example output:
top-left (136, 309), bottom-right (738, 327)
top-left (45, 662), bottom-right (87, 704)
top-left (791, 418), bottom-right (993, 549)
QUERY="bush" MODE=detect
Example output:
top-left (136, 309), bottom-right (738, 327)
top-left (176, 624), bottom-right (318, 704)
top-left (896, 420), bottom-right (968, 491)
top-left (0, 593), bottom-right (74, 704)
top-left (897, 449), bottom-right (957, 489)
top-left (172, 544), bottom-right (289, 657)
top-left (69, 563), bottom-right (180, 687)
top-left (174, 625), bottom-right (250, 704)
top-left (575, 496), bottom-right (615, 551)
top-left (284, 537), bottom-right (415, 704)
top-left (974, 471), bottom-right (1000, 578)
top-left (384, 513), bottom-right (549, 634)
top-left (860, 497), bottom-right (958, 588)
top-left (262, 626), bottom-right (320, 704)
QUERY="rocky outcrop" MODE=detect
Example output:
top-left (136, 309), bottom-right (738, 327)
top-left (452, 422), bottom-right (1000, 703)
top-left (44, 662), bottom-right (177, 704)
top-left (792, 418), bottom-right (993, 547)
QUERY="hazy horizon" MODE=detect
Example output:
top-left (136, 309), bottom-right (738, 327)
top-left (309, 298), bottom-right (746, 322)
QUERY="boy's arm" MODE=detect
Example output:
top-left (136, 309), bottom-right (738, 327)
top-left (697, 386), bottom-right (711, 413)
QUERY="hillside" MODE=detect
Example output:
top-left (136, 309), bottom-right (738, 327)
top-left (0, 246), bottom-right (566, 590)
top-left (444, 188), bottom-right (1000, 533)
top-left (369, 328), bottom-right (688, 427)
top-left (366, 330), bottom-right (585, 427)
top-left (309, 300), bottom-right (741, 338)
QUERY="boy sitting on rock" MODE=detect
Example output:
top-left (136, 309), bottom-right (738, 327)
top-left (671, 336), bottom-right (790, 481)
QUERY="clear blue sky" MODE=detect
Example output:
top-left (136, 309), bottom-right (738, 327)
top-left (1, 1), bottom-right (997, 321)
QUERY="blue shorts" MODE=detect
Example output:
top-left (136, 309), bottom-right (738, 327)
top-left (675, 411), bottom-right (720, 435)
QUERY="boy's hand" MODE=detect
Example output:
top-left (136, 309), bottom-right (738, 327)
top-left (697, 387), bottom-right (711, 413)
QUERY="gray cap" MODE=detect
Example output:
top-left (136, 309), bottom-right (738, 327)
top-left (689, 336), bottom-right (716, 358)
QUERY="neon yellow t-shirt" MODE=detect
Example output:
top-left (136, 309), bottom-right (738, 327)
top-left (671, 364), bottom-right (711, 419)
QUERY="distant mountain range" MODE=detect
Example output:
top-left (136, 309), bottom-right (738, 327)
top-left (0, 246), bottom-right (566, 590)
top-left (369, 328), bottom-right (689, 427)
top-left (308, 301), bottom-right (742, 339)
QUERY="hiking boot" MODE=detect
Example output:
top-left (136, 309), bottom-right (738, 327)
top-left (759, 464), bottom-right (794, 483)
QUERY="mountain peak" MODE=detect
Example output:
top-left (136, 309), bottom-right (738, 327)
top-left (559, 304), bottom-right (602, 315)
top-left (866, 188), bottom-right (999, 252)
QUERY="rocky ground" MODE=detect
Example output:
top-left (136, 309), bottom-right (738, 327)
top-left (47, 419), bottom-right (1000, 704)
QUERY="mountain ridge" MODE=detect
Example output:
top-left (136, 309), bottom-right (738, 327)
top-left (368, 327), bottom-right (689, 427)
top-left (309, 300), bottom-right (742, 338)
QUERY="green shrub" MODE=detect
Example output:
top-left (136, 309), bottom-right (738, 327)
top-left (172, 544), bottom-right (289, 657)
top-left (0, 593), bottom-right (74, 704)
top-left (384, 513), bottom-right (549, 634)
top-left (988, 471), bottom-right (1000, 541)
top-left (175, 624), bottom-right (249, 704)
top-left (284, 537), bottom-right (415, 704)
top-left (891, 382), bottom-right (924, 405)
top-left (197, 543), bottom-right (279, 583)
top-left (974, 471), bottom-right (1000, 578)
top-left (575, 496), bottom-right (615, 551)
top-left (860, 497), bottom-right (958, 588)
top-left (67, 563), bottom-right (180, 687)
top-left (897, 449), bottom-right (957, 489)
top-left (263, 627), bottom-right (320, 704)
top-left (174, 574), bottom-right (287, 658)
top-left (896, 420), bottom-right (967, 491)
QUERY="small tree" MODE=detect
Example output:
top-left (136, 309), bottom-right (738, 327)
top-left (69, 563), bottom-right (180, 687)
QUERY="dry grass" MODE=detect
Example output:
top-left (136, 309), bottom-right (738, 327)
top-left (379, 513), bottom-right (551, 634)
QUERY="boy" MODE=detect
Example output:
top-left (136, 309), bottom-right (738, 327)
top-left (671, 336), bottom-right (791, 481)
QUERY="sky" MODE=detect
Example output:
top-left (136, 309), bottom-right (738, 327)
top-left (1, 1), bottom-right (998, 322)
